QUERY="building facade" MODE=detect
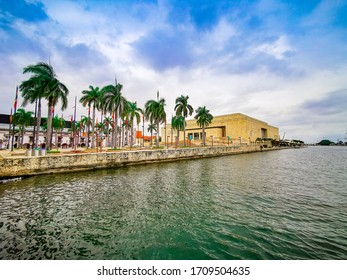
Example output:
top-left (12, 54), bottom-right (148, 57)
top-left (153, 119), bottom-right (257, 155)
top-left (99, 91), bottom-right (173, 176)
top-left (163, 113), bottom-right (280, 145)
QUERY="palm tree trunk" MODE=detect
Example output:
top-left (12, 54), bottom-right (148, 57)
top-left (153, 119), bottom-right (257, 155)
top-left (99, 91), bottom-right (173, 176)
top-left (110, 122), bottom-right (114, 148)
top-left (202, 126), bottom-right (205, 146)
top-left (131, 120), bottom-right (134, 147)
top-left (55, 129), bottom-right (58, 149)
top-left (126, 124), bottom-right (129, 146)
top-left (46, 100), bottom-right (53, 150)
top-left (114, 112), bottom-right (118, 148)
top-left (35, 98), bottom-right (41, 149)
top-left (122, 125), bottom-right (125, 147)
top-left (32, 99), bottom-right (37, 149)
top-left (21, 127), bottom-right (24, 148)
top-left (87, 110), bottom-right (90, 148)
top-left (91, 104), bottom-right (96, 148)
top-left (156, 120), bottom-right (160, 146)
top-left (183, 118), bottom-right (186, 146)
top-left (150, 129), bottom-right (153, 147)
top-left (176, 129), bottom-right (179, 147)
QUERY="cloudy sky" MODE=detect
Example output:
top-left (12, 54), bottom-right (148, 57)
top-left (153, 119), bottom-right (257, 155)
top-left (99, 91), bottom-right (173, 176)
top-left (1, 0), bottom-right (347, 143)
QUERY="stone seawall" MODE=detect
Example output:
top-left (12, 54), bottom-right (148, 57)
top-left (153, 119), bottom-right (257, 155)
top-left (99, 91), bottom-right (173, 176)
top-left (0, 145), bottom-right (279, 179)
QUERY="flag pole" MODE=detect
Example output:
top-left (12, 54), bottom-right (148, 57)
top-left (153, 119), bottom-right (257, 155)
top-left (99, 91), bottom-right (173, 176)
top-left (11, 86), bottom-right (18, 151)
top-left (73, 96), bottom-right (77, 152)
top-left (142, 114), bottom-right (144, 148)
top-left (157, 90), bottom-right (159, 145)
top-left (32, 99), bottom-right (37, 149)
top-left (87, 107), bottom-right (90, 148)
top-left (8, 108), bottom-right (12, 149)
top-left (51, 106), bottom-right (54, 149)
top-left (60, 114), bottom-right (63, 150)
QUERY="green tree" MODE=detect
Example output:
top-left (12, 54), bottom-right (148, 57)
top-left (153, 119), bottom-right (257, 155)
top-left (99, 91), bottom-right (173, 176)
top-left (103, 116), bottom-right (113, 147)
top-left (13, 108), bottom-right (34, 148)
top-left (147, 123), bottom-right (157, 147)
top-left (317, 139), bottom-right (334, 146)
top-left (76, 121), bottom-right (84, 146)
top-left (125, 101), bottom-right (143, 147)
top-left (20, 86), bottom-right (44, 148)
top-left (102, 83), bottom-right (127, 148)
top-left (80, 86), bottom-right (102, 148)
top-left (194, 106), bottom-right (213, 146)
top-left (52, 115), bottom-right (65, 149)
top-left (20, 62), bottom-right (69, 150)
top-left (174, 95), bottom-right (193, 146)
top-left (41, 117), bottom-right (48, 131)
top-left (81, 115), bottom-right (92, 147)
top-left (145, 98), bottom-right (166, 146)
top-left (171, 115), bottom-right (185, 147)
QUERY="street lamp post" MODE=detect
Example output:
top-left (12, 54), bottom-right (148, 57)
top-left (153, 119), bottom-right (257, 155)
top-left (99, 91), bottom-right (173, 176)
top-left (142, 114), bottom-right (145, 148)
top-left (165, 120), bottom-right (167, 148)
top-left (87, 107), bottom-right (90, 148)
top-left (81, 115), bottom-right (86, 148)
top-left (171, 126), bottom-right (173, 146)
top-left (73, 96), bottom-right (77, 152)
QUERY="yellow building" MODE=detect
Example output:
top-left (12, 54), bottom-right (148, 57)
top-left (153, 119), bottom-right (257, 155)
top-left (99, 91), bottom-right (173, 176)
top-left (163, 113), bottom-right (280, 145)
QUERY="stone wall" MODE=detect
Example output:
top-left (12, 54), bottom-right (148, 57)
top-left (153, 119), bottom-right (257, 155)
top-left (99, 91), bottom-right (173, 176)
top-left (0, 145), bottom-right (276, 179)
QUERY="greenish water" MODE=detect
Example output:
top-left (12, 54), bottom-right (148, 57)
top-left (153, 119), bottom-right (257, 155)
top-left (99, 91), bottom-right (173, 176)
top-left (0, 146), bottom-right (346, 259)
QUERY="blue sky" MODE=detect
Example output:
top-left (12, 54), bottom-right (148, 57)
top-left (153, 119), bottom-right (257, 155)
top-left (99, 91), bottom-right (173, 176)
top-left (1, 0), bottom-right (347, 143)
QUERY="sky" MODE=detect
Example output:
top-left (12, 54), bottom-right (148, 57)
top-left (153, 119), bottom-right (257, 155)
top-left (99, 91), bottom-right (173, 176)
top-left (1, 0), bottom-right (347, 143)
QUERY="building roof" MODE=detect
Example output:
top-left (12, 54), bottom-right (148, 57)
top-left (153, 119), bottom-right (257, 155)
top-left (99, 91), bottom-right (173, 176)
top-left (177, 112), bottom-right (278, 129)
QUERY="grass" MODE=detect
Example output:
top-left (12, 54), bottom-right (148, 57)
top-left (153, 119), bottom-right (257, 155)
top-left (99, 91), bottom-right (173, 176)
top-left (151, 146), bottom-right (165, 149)
top-left (47, 150), bottom-right (60, 154)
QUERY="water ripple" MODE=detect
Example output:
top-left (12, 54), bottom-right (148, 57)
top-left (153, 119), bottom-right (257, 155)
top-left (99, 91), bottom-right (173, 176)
top-left (1, 146), bottom-right (347, 259)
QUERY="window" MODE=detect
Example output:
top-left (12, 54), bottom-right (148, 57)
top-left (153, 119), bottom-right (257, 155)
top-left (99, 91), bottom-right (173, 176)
top-left (261, 128), bottom-right (268, 138)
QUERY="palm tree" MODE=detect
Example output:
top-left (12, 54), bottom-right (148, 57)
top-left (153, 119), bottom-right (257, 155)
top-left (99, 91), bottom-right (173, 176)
top-left (80, 86), bottom-right (102, 148)
top-left (125, 101), bottom-right (143, 147)
top-left (102, 82), bottom-right (127, 148)
top-left (20, 62), bottom-right (69, 150)
top-left (194, 106), bottom-right (213, 146)
top-left (76, 121), bottom-right (84, 146)
top-left (121, 119), bottom-right (131, 146)
top-left (81, 115), bottom-right (92, 147)
top-left (171, 115), bottom-right (185, 147)
top-left (103, 116), bottom-right (113, 147)
top-left (41, 117), bottom-right (48, 131)
top-left (52, 115), bottom-right (65, 149)
top-left (20, 86), bottom-right (44, 148)
top-left (145, 98), bottom-right (166, 146)
top-left (68, 120), bottom-right (78, 143)
top-left (13, 108), bottom-right (34, 148)
top-left (147, 123), bottom-right (157, 147)
top-left (95, 121), bottom-right (104, 150)
top-left (174, 95), bottom-right (193, 146)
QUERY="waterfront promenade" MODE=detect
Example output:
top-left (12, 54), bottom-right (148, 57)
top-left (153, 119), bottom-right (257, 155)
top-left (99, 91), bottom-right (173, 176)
top-left (0, 145), bottom-right (282, 180)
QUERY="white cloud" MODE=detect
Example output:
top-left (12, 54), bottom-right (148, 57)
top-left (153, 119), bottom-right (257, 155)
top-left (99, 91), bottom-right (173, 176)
top-left (204, 18), bottom-right (236, 51)
top-left (251, 36), bottom-right (294, 60)
top-left (1, 0), bottom-right (347, 144)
